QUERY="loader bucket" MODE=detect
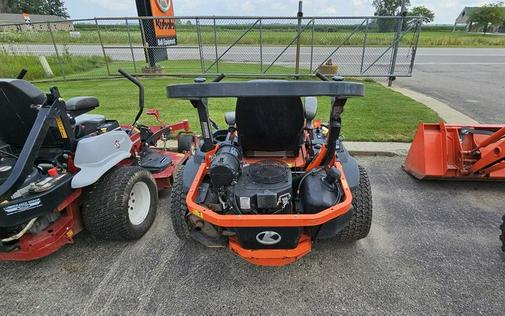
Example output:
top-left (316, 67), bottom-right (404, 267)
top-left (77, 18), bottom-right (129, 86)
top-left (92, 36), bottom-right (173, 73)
top-left (403, 122), bottom-right (505, 180)
top-left (403, 122), bottom-right (456, 180)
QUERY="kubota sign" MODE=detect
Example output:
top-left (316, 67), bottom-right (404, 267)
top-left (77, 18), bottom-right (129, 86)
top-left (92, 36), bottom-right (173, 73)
top-left (150, 0), bottom-right (177, 45)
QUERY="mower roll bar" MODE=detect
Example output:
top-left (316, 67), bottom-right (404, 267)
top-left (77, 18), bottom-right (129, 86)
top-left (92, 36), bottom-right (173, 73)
top-left (118, 69), bottom-right (144, 126)
top-left (166, 77), bottom-right (363, 168)
top-left (166, 81), bottom-right (363, 99)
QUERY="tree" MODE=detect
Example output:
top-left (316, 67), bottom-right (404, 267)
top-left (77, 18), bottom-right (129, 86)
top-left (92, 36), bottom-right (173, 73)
top-left (373, 0), bottom-right (410, 16)
top-left (42, 0), bottom-right (69, 18)
top-left (2, 0), bottom-right (69, 18)
top-left (409, 6), bottom-right (435, 24)
top-left (373, 0), bottom-right (411, 32)
top-left (469, 2), bottom-right (505, 34)
top-left (0, 0), bottom-right (18, 13)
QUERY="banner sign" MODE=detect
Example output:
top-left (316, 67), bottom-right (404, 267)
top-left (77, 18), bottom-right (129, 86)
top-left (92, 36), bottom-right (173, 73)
top-left (150, 0), bottom-right (177, 45)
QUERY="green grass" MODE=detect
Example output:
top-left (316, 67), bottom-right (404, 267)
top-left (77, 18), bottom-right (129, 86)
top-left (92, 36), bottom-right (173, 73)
top-left (2, 29), bottom-right (505, 47)
top-left (34, 78), bottom-right (438, 142)
top-left (0, 51), bottom-right (108, 81)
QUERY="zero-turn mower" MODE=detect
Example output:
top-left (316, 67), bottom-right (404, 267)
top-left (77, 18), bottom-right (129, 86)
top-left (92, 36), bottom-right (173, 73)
top-left (0, 69), bottom-right (195, 261)
top-left (166, 74), bottom-right (373, 266)
top-left (403, 121), bottom-right (505, 251)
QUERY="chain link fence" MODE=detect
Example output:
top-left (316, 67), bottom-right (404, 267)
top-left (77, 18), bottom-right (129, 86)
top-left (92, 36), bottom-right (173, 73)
top-left (0, 16), bottom-right (422, 82)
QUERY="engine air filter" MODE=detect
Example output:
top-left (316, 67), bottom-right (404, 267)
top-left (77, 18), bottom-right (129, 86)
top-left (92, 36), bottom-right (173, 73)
top-left (249, 160), bottom-right (289, 184)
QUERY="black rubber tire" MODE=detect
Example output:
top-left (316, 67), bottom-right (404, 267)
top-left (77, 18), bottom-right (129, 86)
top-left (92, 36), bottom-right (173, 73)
top-left (81, 166), bottom-right (158, 240)
top-left (335, 164), bottom-right (372, 241)
top-left (177, 134), bottom-right (194, 153)
top-left (168, 166), bottom-right (193, 241)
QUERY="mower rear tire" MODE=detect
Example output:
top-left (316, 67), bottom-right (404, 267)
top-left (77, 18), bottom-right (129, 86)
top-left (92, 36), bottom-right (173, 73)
top-left (178, 134), bottom-right (195, 153)
top-left (335, 164), bottom-right (372, 241)
top-left (82, 166), bottom-right (158, 240)
top-left (168, 166), bottom-right (193, 241)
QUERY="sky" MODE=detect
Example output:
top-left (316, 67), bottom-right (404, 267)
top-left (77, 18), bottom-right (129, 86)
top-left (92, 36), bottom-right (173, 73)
top-left (64, 0), bottom-right (489, 24)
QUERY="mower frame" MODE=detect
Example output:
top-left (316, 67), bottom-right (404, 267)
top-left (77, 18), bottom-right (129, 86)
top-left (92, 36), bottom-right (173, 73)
top-left (167, 77), bottom-right (368, 266)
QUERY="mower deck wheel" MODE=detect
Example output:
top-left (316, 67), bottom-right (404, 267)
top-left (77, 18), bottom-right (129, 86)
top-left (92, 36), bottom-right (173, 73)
top-left (335, 164), bottom-right (372, 241)
top-left (177, 134), bottom-right (195, 154)
top-left (82, 166), bottom-right (158, 240)
top-left (168, 166), bottom-right (193, 241)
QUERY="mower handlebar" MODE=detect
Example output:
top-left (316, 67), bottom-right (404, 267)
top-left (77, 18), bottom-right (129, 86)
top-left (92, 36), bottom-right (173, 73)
top-left (118, 69), bottom-right (144, 125)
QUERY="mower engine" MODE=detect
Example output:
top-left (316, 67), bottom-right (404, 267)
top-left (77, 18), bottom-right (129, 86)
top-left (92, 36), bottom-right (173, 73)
top-left (208, 143), bottom-right (293, 215)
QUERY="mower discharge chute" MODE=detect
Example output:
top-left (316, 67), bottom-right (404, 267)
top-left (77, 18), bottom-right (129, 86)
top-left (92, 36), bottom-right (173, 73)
top-left (166, 74), bottom-right (373, 266)
top-left (0, 69), bottom-right (196, 261)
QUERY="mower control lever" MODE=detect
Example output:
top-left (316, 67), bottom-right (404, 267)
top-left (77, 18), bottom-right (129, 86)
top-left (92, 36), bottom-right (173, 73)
top-left (118, 69), bottom-right (144, 125)
top-left (16, 69), bottom-right (28, 79)
top-left (315, 71), bottom-right (329, 82)
top-left (212, 73), bottom-right (225, 82)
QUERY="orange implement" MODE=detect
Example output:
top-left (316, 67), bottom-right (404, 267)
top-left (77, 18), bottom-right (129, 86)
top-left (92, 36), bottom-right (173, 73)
top-left (403, 121), bottom-right (505, 180)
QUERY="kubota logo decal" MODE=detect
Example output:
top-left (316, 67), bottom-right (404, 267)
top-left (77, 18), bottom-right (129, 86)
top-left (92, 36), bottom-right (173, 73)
top-left (256, 231), bottom-right (282, 245)
top-left (156, 0), bottom-right (172, 12)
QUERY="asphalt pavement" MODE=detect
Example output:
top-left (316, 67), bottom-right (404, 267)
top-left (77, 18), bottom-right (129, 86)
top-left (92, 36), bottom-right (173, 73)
top-left (396, 49), bottom-right (505, 123)
top-left (1, 156), bottom-right (504, 315)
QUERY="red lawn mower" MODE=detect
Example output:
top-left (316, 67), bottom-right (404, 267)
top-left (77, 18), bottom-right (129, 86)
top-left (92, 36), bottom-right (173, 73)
top-left (0, 69), bottom-right (195, 261)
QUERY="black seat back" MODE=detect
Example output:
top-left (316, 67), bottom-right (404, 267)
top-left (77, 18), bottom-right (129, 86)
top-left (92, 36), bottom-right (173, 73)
top-left (235, 96), bottom-right (304, 157)
top-left (0, 79), bottom-right (47, 146)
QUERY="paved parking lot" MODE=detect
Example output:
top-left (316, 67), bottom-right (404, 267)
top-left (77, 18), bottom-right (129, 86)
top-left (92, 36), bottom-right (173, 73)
top-left (1, 156), bottom-right (504, 315)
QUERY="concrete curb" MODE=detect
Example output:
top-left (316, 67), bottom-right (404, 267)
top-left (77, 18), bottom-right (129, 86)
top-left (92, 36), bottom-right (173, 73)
top-left (345, 141), bottom-right (410, 157)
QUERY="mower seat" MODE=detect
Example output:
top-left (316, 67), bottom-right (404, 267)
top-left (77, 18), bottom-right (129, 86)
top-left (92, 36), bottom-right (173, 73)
top-left (0, 79), bottom-right (48, 146)
top-left (66, 96), bottom-right (99, 117)
top-left (235, 96), bottom-right (304, 157)
top-left (74, 114), bottom-right (107, 139)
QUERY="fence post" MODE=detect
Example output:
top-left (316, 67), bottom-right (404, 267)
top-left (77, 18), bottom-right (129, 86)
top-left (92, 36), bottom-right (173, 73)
top-left (259, 18), bottom-right (263, 73)
top-left (309, 18), bottom-right (314, 73)
top-left (47, 22), bottom-right (65, 81)
top-left (360, 18), bottom-right (369, 74)
top-left (409, 18), bottom-right (422, 74)
top-left (213, 18), bottom-right (219, 73)
top-left (295, 1), bottom-right (303, 78)
top-left (196, 18), bottom-right (205, 74)
top-left (95, 18), bottom-right (111, 76)
top-left (388, 0), bottom-right (407, 86)
top-left (125, 18), bottom-right (137, 73)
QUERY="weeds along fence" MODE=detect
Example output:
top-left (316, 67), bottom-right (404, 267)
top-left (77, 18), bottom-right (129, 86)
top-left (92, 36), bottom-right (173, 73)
top-left (0, 16), bottom-right (422, 82)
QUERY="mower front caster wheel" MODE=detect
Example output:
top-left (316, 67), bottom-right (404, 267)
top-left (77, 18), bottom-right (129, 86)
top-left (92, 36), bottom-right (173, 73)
top-left (82, 166), bottom-right (158, 240)
top-left (335, 164), bottom-right (372, 241)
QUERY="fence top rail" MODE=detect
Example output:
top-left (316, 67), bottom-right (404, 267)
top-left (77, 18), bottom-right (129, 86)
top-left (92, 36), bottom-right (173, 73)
top-left (0, 15), bottom-right (423, 27)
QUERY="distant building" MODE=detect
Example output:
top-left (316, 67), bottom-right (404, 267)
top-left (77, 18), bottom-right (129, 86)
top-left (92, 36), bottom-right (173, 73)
top-left (0, 13), bottom-right (74, 32)
top-left (453, 6), bottom-right (505, 33)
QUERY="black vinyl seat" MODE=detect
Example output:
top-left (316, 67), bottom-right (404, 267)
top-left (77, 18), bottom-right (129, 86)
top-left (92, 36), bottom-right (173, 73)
top-left (0, 79), bottom-right (48, 146)
top-left (235, 96), bottom-right (304, 157)
top-left (65, 96), bottom-right (99, 117)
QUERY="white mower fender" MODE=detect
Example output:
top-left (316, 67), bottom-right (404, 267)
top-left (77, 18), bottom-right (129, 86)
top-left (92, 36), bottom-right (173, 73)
top-left (71, 130), bottom-right (133, 188)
